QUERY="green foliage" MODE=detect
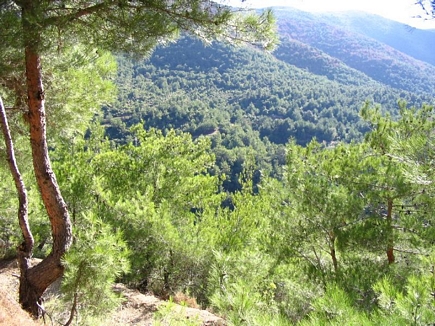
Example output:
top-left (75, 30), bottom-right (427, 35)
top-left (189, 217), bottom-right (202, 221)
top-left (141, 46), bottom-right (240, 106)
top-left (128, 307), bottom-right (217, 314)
top-left (6, 99), bottom-right (435, 324)
top-left (211, 278), bottom-right (262, 325)
top-left (56, 213), bottom-right (130, 325)
top-left (1, 1), bottom-right (278, 60)
top-left (285, 140), bottom-right (366, 277)
top-left (0, 134), bottom-right (52, 258)
top-left (259, 102), bottom-right (435, 324)
top-left (83, 125), bottom-right (224, 301)
top-left (374, 252), bottom-right (435, 325)
top-left (153, 298), bottom-right (201, 326)
top-left (106, 31), bottom-right (433, 192)
top-left (3, 3), bottom-right (435, 320)
top-left (93, 125), bottom-right (218, 207)
top-left (0, 166), bottom-right (19, 256)
top-left (0, 44), bottom-right (117, 260)
top-left (359, 102), bottom-right (435, 255)
top-left (301, 285), bottom-right (373, 326)
top-left (46, 47), bottom-right (117, 140)
top-left (209, 250), bottom-right (283, 326)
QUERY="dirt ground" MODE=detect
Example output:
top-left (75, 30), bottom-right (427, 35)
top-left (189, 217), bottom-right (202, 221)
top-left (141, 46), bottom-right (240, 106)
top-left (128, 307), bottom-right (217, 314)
top-left (0, 259), bottom-right (225, 326)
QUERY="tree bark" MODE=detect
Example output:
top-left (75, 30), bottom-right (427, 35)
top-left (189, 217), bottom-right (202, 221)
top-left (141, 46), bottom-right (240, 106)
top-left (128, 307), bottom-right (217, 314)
top-left (0, 96), bottom-right (33, 252)
top-left (329, 232), bottom-right (338, 274)
top-left (18, 2), bottom-right (73, 316)
top-left (386, 199), bottom-right (395, 264)
top-left (0, 96), bottom-right (35, 311)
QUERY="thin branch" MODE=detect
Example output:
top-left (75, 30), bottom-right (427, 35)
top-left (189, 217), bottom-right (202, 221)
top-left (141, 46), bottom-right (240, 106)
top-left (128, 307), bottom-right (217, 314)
top-left (394, 247), bottom-right (426, 255)
top-left (42, 1), bottom-right (116, 27)
top-left (64, 292), bottom-right (78, 326)
top-left (0, 95), bottom-right (33, 255)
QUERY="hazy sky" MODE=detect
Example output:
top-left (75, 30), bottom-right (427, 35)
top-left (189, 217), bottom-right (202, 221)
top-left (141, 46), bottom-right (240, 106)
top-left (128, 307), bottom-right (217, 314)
top-left (222, 0), bottom-right (435, 29)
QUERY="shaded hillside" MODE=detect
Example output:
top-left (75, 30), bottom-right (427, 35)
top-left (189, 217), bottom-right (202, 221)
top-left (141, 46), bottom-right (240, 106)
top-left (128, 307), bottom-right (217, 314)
top-left (274, 7), bottom-right (435, 95)
top-left (273, 38), bottom-right (378, 86)
top-left (316, 10), bottom-right (435, 67)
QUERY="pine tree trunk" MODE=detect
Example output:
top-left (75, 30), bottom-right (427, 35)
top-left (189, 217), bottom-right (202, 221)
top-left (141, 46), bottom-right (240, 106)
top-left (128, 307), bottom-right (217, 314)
top-left (329, 233), bottom-right (338, 274)
top-left (18, 2), bottom-right (73, 316)
top-left (386, 199), bottom-right (395, 264)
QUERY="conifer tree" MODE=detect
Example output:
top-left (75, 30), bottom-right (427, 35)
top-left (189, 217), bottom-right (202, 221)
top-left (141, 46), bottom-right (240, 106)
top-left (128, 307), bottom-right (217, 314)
top-left (0, 0), bottom-right (277, 316)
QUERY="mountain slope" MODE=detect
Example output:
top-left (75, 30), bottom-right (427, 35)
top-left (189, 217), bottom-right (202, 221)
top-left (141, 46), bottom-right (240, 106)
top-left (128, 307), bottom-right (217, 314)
top-left (274, 7), bottom-right (435, 95)
top-left (105, 8), bottom-right (435, 187)
top-left (273, 38), bottom-right (378, 86)
top-left (316, 10), bottom-right (435, 67)
top-left (111, 33), bottom-right (433, 145)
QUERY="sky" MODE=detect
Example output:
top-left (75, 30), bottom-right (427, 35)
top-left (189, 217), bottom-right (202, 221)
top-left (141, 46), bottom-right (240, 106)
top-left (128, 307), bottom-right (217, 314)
top-left (222, 0), bottom-right (435, 29)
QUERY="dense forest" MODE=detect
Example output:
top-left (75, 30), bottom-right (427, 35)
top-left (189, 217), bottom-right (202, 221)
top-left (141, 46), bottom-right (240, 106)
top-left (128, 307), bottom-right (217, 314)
top-left (304, 10), bottom-right (435, 67)
top-left (1, 2), bottom-right (435, 325)
top-left (105, 8), bottom-right (435, 191)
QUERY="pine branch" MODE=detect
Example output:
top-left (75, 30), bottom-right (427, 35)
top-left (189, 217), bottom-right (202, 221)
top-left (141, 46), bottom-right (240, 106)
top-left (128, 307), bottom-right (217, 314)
top-left (64, 292), bottom-right (78, 326)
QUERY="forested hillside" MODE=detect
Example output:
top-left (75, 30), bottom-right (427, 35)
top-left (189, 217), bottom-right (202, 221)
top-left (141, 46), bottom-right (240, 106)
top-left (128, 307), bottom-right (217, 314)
top-left (2, 3), bottom-right (435, 326)
top-left (275, 8), bottom-right (435, 95)
top-left (105, 7), bottom-right (435, 190)
top-left (315, 10), bottom-right (435, 66)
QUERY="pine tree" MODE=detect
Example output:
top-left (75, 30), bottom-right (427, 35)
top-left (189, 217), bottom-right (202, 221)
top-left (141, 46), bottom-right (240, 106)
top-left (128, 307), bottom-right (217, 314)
top-left (0, 0), bottom-right (278, 316)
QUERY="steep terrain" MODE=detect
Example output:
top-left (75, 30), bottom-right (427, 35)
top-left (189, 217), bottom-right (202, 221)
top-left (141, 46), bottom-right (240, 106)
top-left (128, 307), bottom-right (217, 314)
top-left (108, 7), bottom-right (435, 142)
top-left (105, 6), bottom-right (435, 188)
top-left (0, 259), bottom-right (225, 326)
top-left (274, 8), bottom-right (435, 94)
top-left (316, 10), bottom-right (435, 66)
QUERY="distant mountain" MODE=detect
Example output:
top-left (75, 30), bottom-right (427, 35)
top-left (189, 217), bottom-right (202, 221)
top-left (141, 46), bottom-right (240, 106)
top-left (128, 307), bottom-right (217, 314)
top-left (274, 7), bottom-right (435, 95)
top-left (316, 10), bottom-right (435, 67)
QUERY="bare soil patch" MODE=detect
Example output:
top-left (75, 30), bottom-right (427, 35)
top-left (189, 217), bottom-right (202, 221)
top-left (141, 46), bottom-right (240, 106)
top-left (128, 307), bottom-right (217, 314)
top-left (0, 258), bottom-right (225, 325)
